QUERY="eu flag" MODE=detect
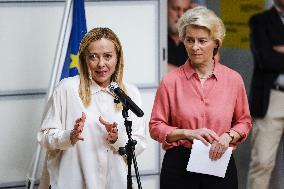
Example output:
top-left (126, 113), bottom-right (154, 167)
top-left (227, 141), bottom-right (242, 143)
top-left (60, 0), bottom-right (87, 80)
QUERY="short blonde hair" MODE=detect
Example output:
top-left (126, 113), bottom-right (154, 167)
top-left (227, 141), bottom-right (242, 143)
top-left (177, 6), bottom-right (225, 53)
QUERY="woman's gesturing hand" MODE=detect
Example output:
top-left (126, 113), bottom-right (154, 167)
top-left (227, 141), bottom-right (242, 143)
top-left (70, 112), bottom-right (86, 145)
top-left (184, 128), bottom-right (220, 146)
top-left (99, 116), bottom-right (118, 144)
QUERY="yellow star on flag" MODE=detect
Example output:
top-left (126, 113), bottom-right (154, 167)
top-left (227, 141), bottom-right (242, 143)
top-left (70, 53), bottom-right (79, 70)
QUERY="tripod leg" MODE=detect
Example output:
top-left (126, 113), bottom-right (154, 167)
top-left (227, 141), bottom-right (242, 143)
top-left (127, 151), bottom-right (133, 189)
top-left (132, 151), bottom-right (142, 189)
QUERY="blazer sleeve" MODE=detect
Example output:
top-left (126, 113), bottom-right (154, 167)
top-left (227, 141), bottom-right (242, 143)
top-left (249, 14), bottom-right (284, 72)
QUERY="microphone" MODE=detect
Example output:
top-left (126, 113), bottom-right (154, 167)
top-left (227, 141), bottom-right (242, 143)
top-left (109, 82), bottom-right (144, 117)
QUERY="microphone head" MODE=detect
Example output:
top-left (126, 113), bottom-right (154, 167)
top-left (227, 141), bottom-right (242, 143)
top-left (109, 82), bottom-right (119, 92)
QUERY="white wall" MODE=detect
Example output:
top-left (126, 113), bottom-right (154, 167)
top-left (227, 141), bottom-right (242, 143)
top-left (0, 0), bottom-right (166, 188)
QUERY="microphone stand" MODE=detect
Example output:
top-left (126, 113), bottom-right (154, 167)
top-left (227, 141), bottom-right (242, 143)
top-left (118, 105), bottom-right (142, 189)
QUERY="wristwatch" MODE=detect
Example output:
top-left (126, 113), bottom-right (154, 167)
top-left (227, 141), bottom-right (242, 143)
top-left (225, 131), bottom-right (234, 142)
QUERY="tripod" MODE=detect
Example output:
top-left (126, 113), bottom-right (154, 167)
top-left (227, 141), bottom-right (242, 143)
top-left (119, 106), bottom-right (142, 189)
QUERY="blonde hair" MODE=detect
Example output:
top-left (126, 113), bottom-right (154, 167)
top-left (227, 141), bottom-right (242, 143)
top-left (177, 6), bottom-right (226, 55)
top-left (78, 27), bottom-right (125, 110)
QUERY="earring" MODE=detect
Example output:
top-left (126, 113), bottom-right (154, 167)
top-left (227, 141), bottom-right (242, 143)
top-left (113, 72), bottom-right (118, 82)
top-left (88, 68), bottom-right (93, 82)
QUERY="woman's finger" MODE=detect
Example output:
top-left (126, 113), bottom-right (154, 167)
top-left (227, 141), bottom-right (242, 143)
top-left (81, 112), bottom-right (86, 122)
top-left (70, 129), bottom-right (84, 145)
top-left (196, 135), bottom-right (209, 146)
top-left (204, 133), bottom-right (214, 143)
top-left (99, 116), bottom-right (110, 125)
top-left (211, 149), bottom-right (219, 160)
top-left (209, 145), bottom-right (213, 157)
top-left (214, 149), bottom-right (224, 160)
top-left (99, 117), bottom-right (118, 133)
top-left (209, 141), bottom-right (218, 159)
top-left (109, 132), bottom-right (117, 138)
top-left (210, 143), bottom-right (225, 160)
top-left (75, 118), bottom-right (81, 124)
top-left (74, 122), bottom-right (84, 132)
top-left (208, 130), bottom-right (220, 141)
top-left (99, 116), bottom-right (113, 131)
top-left (78, 121), bottom-right (85, 131)
top-left (77, 134), bottom-right (84, 141)
top-left (111, 127), bottom-right (118, 133)
top-left (106, 133), bottom-right (117, 143)
top-left (74, 113), bottom-right (86, 130)
top-left (79, 112), bottom-right (86, 131)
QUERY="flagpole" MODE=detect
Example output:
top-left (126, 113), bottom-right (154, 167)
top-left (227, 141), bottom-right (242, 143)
top-left (27, 0), bottom-right (73, 189)
top-left (49, 0), bottom-right (73, 96)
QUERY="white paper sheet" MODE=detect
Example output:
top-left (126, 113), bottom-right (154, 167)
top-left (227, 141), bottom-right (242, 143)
top-left (186, 139), bottom-right (232, 178)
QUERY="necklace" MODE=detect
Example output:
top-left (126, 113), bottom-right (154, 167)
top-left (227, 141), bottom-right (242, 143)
top-left (199, 76), bottom-right (208, 79)
top-left (195, 59), bottom-right (215, 80)
top-left (199, 76), bottom-right (209, 80)
top-left (198, 70), bottom-right (214, 80)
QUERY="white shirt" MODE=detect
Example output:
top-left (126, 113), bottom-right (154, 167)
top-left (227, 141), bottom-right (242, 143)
top-left (37, 76), bottom-right (146, 189)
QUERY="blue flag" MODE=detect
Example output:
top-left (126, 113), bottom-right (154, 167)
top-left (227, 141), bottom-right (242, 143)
top-left (60, 0), bottom-right (87, 80)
